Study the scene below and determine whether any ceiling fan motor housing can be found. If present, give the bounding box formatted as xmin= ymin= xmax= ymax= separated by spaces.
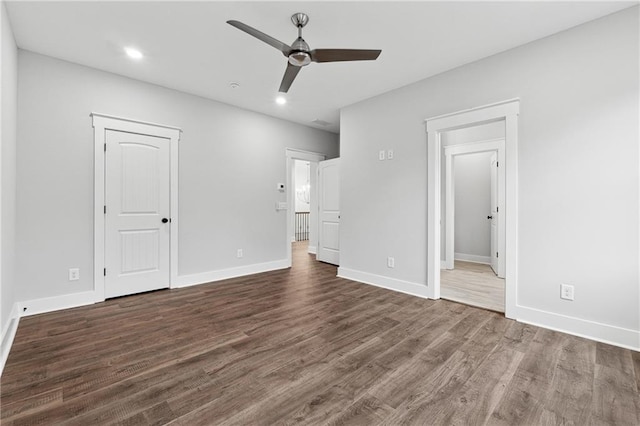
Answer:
xmin=289 ymin=37 xmax=311 ymax=66
xmin=288 ymin=13 xmax=311 ymax=66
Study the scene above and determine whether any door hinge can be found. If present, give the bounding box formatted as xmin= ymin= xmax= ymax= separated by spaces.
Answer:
xmin=496 ymin=206 xmax=499 ymax=213
xmin=104 ymin=205 xmax=106 ymax=214
xmin=104 ymin=268 xmax=106 ymax=276
xmin=104 ymin=143 xmax=106 ymax=152
xmin=496 ymin=161 xmax=499 ymax=167
xmin=496 ymin=252 xmax=499 ymax=258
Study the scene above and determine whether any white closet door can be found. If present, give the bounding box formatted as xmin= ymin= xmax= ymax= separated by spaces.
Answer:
xmin=105 ymin=130 xmax=171 ymax=298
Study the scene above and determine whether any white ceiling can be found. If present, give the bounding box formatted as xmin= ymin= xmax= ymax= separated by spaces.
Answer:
xmin=6 ymin=1 xmax=635 ymax=133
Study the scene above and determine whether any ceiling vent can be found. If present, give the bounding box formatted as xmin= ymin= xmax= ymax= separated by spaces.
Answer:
xmin=312 ymin=119 xmax=330 ymax=126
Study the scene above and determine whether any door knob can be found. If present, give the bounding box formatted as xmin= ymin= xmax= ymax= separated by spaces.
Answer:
xmin=487 ymin=215 xmax=493 ymax=219
xmin=162 ymin=218 xmax=169 ymax=223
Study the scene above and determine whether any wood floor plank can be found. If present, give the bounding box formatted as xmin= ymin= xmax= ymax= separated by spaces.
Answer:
xmin=588 ymin=364 xmax=639 ymax=425
xmin=324 ymin=394 xmax=394 ymax=426
xmin=2 ymin=242 xmax=637 ymax=425
xmin=595 ymin=341 xmax=635 ymax=375
xmin=427 ymin=344 xmax=524 ymax=425
xmin=441 ymin=260 xmax=505 ymax=312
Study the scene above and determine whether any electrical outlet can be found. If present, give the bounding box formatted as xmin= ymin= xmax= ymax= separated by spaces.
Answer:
xmin=69 ymin=268 xmax=80 ymax=281
xmin=237 ymin=249 xmax=243 ymax=258
xmin=560 ymin=284 xmax=574 ymax=301
xmin=387 ymin=257 xmax=395 ymax=268
xmin=379 ymin=150 xmax=385 ymax=161
xmin=387 ymin=149 xmax=394 ymax=160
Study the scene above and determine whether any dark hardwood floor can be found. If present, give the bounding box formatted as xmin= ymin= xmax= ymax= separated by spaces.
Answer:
xmin=1 ymin=242 xmax=639 ymax=425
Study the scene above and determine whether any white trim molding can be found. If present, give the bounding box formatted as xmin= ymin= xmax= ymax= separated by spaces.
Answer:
xmin=338 ymin=268 xmax=430 ymax=299
xmin=19 ymin=291 xmax=96 ymax=317
xmin=0 ymin=303 xmax=20 ymax=375
xmin=425 ymin=99 xmax=519 ymax=320
xmin=173 ymin=259 xmax=290 ymax=289
xmin=91 ymin=113 xmax=181 ymax=302
xmin=515 ymin=305 xmax=640 ymax=351
xmin=454 ymin=253 xmax=491 ymax=265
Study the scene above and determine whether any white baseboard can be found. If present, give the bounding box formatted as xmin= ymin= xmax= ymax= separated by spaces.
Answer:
xmin=173 ymin=259 xmax=290 ymax=288
xmin=307 ymin=245 xmax=316 ymax=255
xmin=20 ymin=291 xmax=97 ymax=317
xmin=454 ymin=253 xmax=491 ymax=264
xmin=339 ymin=267 xmax=639 ymax=351
xmin=1 ymin=302 xmax=21 ymax=375
xmin=337 ymin=267 xmax=430 ymax=299
xmin=514 ymin=304 xmax=639 ymax=351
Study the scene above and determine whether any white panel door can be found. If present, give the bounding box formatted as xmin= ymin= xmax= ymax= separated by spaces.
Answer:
xmin=105 ymin=130 xmax=171 ymax=298
xmin=317 ymin=158 xmax=340 ymax=265
xmin=490 ymin=152 xmax=499 ymax=275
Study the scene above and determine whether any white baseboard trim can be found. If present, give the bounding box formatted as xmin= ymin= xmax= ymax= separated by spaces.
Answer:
xmin=515 ymin=304 xmax=639 ymax=351
xmin=339 ymin=267 xmax=639 ymax=351
xmin=337 ymin=267 xmax=430 ymax=300
xmin=173 ymin=259 xmax=290 ymax=289
xmin=20 ymin=291 xmax=97 ymax=318
xmin=454 ymin=253 xmax=491 ymax=264
xmin=307 ymin=245 xmax=317 ymax=255
xmin=1 ymin=302 xmax=21 ymax=375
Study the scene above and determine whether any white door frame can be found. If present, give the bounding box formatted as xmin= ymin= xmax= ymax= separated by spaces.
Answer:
xmin=443 ymin=138 xmax=505 ymax=277
xmin=425 ymin=99 xmax=519 ymax=318
xmin=91 ymin=113 xmax=181 ymax=302
xmin=285 ymin=148 xmax=325 ymax=266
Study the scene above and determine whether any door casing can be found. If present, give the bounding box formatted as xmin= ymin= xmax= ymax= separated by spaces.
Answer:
xmin=425 ymin=99 xmax=519 ymax=319
xmin=92 ymin=113 xmax=181 ymax=302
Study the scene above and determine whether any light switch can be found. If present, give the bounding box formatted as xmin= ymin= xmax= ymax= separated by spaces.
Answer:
xmin=379 ymin=150 xmax=385 ymax=161
xmin=387 ymin=150 xmax=394 ymax=160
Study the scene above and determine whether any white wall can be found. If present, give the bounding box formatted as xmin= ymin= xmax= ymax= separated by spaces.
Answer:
xmin=1 ymin=0 xmax=18 ymax=354
xmin=16 ymin=51 xmax=338 ymax=303
xmin=340 ymin=7 xmax=639 ymax=348
xmin=454 ymin=152 xmax=492 ymax=259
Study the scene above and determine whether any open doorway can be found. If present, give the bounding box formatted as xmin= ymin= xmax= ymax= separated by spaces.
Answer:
xmin=425 ymin=99 xmax=519 ymax=319
xmin=439 ymin=127 xmax=505 ymax=312
xmin=293 ymin=160 xmax=311 ymax=259
xmin=285 ymin=149 xmax=325 ymax=267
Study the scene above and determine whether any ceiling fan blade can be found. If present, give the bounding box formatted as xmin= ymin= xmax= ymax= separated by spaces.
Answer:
xmin=279 ymin=63 xmax=302 ymax=93
xmin=310 ymin=49 xmax=381 ymax=63
xmin=227 ymin=20 xmax=291 ymax=56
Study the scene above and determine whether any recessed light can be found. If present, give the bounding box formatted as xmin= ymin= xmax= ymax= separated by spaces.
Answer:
xmin=275 ymin=96 xmax=287 ymax=105
xmin=124 ymin=47 xmax=143 ymax=60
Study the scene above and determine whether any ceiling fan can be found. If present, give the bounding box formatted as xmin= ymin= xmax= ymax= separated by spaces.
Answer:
xmin=227 ymin=13 xmax=382 ymax=93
